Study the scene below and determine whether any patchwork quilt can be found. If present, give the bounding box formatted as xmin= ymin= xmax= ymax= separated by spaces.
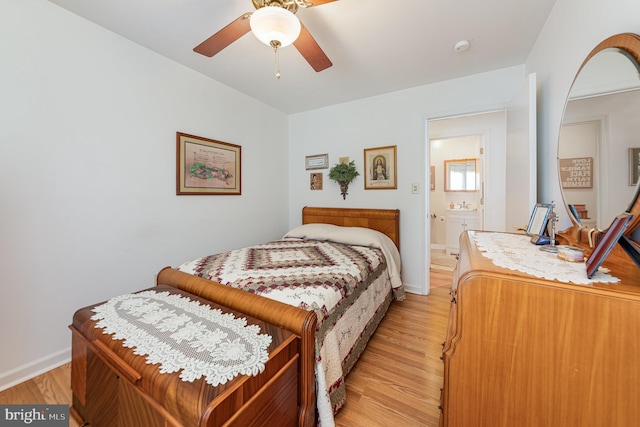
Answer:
xmin=177 ymin=224 xmax=404 ymax=426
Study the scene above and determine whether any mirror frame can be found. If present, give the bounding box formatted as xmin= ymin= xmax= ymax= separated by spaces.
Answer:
xmin=444 ymin=158 xmax=477 ymax=192
xmin=559 ymin=33 xmax=640 ymax=238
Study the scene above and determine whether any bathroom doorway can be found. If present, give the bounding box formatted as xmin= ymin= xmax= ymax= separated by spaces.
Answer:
xmin=426 ymin=110 xmax=507 ymax=272
xmin=430 ymin=135 xmax=483 ymax=267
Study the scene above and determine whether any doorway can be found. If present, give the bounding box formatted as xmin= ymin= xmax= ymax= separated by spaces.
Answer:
xmin=425 ymin=111 xmax=507 ymax=279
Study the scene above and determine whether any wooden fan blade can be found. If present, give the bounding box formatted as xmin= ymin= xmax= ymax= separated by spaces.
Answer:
xmin=293 ymin=24 xmax=332 ymax=72
xmin=193 ymin=14 xmax=251 ymax=57
xmin=307 ymin=0 xmax=338 ymax=6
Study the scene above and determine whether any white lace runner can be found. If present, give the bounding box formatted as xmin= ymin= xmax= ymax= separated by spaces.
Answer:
xmin=472 ymin=232 xmax=620 ymax=285
xmin=91 ymin=290 xmax=272 ymax=386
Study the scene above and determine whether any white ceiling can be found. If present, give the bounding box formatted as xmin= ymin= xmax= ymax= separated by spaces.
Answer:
xmin=48 ymin=0 xmax=557 ymax=114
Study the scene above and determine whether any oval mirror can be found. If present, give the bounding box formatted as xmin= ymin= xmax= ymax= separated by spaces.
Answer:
xmin=558 ymin=33 xmax=640 ymax=241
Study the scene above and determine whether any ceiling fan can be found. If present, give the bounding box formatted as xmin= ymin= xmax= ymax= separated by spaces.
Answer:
xmin=194 ymin=0 xmax=336 ymax=74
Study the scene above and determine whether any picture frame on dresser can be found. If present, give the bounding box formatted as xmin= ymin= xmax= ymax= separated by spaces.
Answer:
xmin=525 ymin=203 xmax=552 ymax=236
xmin=585 ymin=212 xmax=633 ymax=278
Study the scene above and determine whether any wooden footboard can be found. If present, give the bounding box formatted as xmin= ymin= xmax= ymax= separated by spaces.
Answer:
xmin=155 ymin=267 xmax=317 ymax=427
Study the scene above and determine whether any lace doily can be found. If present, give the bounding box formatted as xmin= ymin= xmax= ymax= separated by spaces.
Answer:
xmin=472 ymin=232 xmax=620 ymax=285
xmin=91 ymin=290 xmax=272 ymax=386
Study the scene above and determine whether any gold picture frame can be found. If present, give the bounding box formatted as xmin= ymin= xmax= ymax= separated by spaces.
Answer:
xmin=364 ymin=145 xmax=397 ymax=190
xmin=176 ymin=132 xmax=241 ymax=195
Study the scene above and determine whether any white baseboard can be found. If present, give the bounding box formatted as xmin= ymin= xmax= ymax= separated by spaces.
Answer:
xmin=0 ymin=348 xmax=71 ymax=392
xmin=402 ymin=282 xmax=424 ymax=295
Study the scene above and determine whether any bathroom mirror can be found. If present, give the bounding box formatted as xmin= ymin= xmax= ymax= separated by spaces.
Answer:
xmin=558 ymin=33 xmax=640 ymax=242
xmin=445 ymin=158 xmax=477 ymax=191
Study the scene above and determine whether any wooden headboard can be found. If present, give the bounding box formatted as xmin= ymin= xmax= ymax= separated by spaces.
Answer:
xmin=302 ymin=206 xmax=400 ymax=249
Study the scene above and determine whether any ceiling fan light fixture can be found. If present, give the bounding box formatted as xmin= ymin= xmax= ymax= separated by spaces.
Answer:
xmin=250 ymin=6 xmax=301 ymax=48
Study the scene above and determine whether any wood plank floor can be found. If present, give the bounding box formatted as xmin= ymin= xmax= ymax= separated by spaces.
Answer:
xmin=0 ymin=269 xmax=453 ymax=427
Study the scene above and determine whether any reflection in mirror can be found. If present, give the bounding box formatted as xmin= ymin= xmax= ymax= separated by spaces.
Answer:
xmin=445 ymin=158 xmax=477 ymax=191
xmin=558 ymin=34 xmax=640 ymax=240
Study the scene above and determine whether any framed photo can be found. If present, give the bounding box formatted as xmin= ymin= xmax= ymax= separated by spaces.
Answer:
xmin=586 ymin=213 xmax=633 ymax=278
xmin=526 ymin=203 xmax=552 ymax=236
xmin=364 ymin=145 xmax=397 ymax=190
xmin=305 ymin=153 xmax=329 ymax=170
xmin=310 ymin=173 xmax=323 ymax=190
xmin=629 ymin=147 xmax=640 ymax=186
xmin=176 ymin=132 xmax=241 ymax=195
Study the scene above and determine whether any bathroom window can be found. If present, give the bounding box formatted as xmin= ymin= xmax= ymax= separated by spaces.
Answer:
xmin=445 ymin=158 xmax=477 ymax=191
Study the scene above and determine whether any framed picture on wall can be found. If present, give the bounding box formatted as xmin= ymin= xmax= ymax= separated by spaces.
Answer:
xmin=364 ymin=145 xmax=397 ymax=190
xmin=305 ymin=153 xmax=329 ymax=170
xmin=629 ymin=147 xmax=640 ymax=186
xmin=310 ymin=173 xmax=323 ymax=190
xmin=176 ymin=132 xmax=241 ymax=195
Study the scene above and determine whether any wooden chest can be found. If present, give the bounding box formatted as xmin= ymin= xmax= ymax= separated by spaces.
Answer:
xmin=70 ymin=285 xmax=302 ymax=427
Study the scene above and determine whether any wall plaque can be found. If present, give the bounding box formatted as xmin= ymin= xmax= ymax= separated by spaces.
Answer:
xmin=559 ymin=157 xmax=593 ymax=189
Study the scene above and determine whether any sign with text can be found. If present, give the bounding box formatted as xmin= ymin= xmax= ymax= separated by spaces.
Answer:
xmin=0 ymin=405 xmax=68 ymax=426
xmin=559 ymin=157 xmax=593 ymax=189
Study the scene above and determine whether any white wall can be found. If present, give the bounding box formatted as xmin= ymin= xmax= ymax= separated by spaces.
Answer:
xmin=0 ymin=0 xmax=290 ymax=390
xmin=288 ymin=68 xmax=523 ymax=295
xmin=525 ymin=0 xmax=640 ymax=229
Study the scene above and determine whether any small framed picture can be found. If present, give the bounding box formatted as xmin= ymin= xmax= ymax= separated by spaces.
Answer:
xmin=310 ymin=173 xmax=323 ymax=190
xmin=364 ymin=145 xmax=397 ymax=190
xmin=586 ymin=213 xmax=633 ymax=278
xmin=629 ymin=147 xmax=640 ymax=186
xmin=305 ymin=153 xmax=329 ymax=170
xmin=526 ymin=203 xmax=552 ymax=236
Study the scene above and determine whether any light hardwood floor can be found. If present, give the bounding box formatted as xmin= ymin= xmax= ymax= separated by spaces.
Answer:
xmin=0 ymin=269 xmax=453 ymax=427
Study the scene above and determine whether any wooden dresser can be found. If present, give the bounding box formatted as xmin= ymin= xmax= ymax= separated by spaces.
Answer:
xmin=70 ymin=285 xmax=306 ymax=427
xmin=440 ymin=231 xmax=640 ymax=427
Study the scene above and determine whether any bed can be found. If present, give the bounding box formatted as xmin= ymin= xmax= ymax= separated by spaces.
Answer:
xmin=156 ymin=206 xmax=404 ymax=426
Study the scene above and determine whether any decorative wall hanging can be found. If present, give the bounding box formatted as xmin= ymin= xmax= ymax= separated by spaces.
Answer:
xmin=329 ymin=160 xmax=359 ymax=199
xmin=310 ymin=173 xmax=323 ymax=190
xmin=364 ymin=145 xmax=397 ymax=190
xmin=305 ymin=153 xmax=329 ymax=170
xmin=176 ymin=132 xmax=241 ymax=195
xmin=559 ymin=157 xmax=593 ymax=189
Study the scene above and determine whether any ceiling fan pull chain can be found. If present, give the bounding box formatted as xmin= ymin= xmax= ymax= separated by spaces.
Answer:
xmin=271 ymin=40 xmax=282 ymax=79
